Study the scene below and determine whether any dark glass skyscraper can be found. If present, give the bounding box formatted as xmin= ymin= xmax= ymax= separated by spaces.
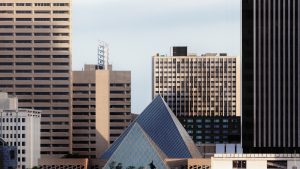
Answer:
xmin=242 ymin=0 xmax=300 ymax=153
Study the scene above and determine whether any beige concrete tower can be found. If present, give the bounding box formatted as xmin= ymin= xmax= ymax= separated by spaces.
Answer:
xmin=72 ymin=64 xmax=132 ymax=160
xmin=109 ymin=70 xmax=131 ymax=143
xmin=0 ymin=1 xmax=72 ymax=156
xmin=72 ymin=65 xmax=110 ymax=159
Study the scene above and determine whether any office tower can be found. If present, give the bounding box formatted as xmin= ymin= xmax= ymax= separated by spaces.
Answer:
xmin=72 ymin=64 xmax=110 ymax=158
xmin=242 ymin=0 xmax=300 ymax=153
xmin=101 ymin=96 xmax=201 ymax=168
xmin=109 ymin=69 xmax=131 ymax=143
xmin=0 ymin=92 xmax=41 ymax=169
xmin=0 ymin=1 xmax=72 ymax=156
xmin=0 ymin=138 xmax=18 ymax=169
xmin=152 ymin=47 xmax=240 ymax=144
xmin=72 ymin=64 xmax=131 ymax=158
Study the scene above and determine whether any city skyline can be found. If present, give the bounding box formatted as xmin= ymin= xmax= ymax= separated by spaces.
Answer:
xmin=72 ymin=0 xmax=241 ymax=113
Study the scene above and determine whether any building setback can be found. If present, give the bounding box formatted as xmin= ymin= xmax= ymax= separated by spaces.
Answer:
xmin=152 ymin=48 xmax=240 ymax=144
xmin=0 ymin=92 xmax=41 ymax=169
xmin=242 ymin=0 xmax=300 ymax=153
xmin=0 ymin=1 xmax=72 ymax=156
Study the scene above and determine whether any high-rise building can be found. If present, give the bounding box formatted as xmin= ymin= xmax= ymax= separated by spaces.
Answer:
xmin=242 ymin=0 xmax=300 ymax=153
xmin=0 ymin=92 xmax=41 ymax=169
xmin=109 ymin=69 xmax=131 ymax=144
xmin=72 ymin=64 xmax=131 ymax=159
xmin=72 ymin=64 xmax=110 ymax=159
xmin=0 ymin=1 xmax=72 ymax=156
xmin=152 ymin=47 xmax=240 ymax=144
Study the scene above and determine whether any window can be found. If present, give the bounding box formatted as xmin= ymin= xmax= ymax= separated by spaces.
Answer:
xmin=34 ymin=18 xmax=50 ymax=21
xmin=53 ymin=18 xmax=69 ymax=21
xmin=53 ymin=25 xmax=69 ymax=29
xmin=0 ymin=25 xmax=13 ymax=28
xmin=53 ymin=55 xmax=69 ymax=58
xmin=34 ymin=25 xmax=50 ymax=29
xmin=35 ymin=3 xmax=50 ymax=6
xmin=16 ymin=62 xmax=32 ymax=66
xmin=53 ymin=33 xmax=69 ymax=36
xmin=16 ymin=40 xmax=32 ymax=43
xmin=0 ymin=10 xmax=13 ymax=14
xmin=0 ymin=33 xmax=13 ymax=36
xmin=16 ymin=10 xmax=32 ymax=14
xmin=16 ymin=3 xmax=31 ymax=6
xmin=233 ymin=160 xmax=246 ymax=169
xmin=34 ymin=10 xmax=50 ymax=14
xmin=0 ymin=18 xmax=13 ymax=21
xmin=34 ymin=33 xmax=50 ymax=36
xmin=34 ymin=70 xmax=50 ymax=73
xmin=16 ymin=18 xmax=32 ymax=21
xmin=53 ymin=3 xmax=69 ymax=6
xmin=0 ymin=3 xmax=13 ymax=6
xmin=267 ymin=161 xmax=287 ymax=169
xmin=0 ymin=40 xmax=13 ymax=43
xmin=16 ymin=55 xmax=32 ymax=58
xmin=16 ymin=70 xmax=32 ymax=73
xmin=16 ymin=33 xmax=32 ymax=36
xmin=0 ymin=62 xmax=13 ymax=65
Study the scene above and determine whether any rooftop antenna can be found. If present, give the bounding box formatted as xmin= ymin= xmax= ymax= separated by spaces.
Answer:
xmin=97 ymin=41 xmax=109 ymax=70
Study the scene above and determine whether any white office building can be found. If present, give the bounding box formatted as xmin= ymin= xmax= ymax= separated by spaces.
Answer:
xmin=211 ymin=154 xmax=300 ymax=169
xmin=0 ymin=92 xmax=41 ymax=169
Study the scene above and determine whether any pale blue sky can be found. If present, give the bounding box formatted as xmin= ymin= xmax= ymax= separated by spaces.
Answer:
xmin=72 ymin=0 xmax=240 ymax=114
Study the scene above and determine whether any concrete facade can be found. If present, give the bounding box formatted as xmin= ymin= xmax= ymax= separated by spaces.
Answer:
xmin=38 ymin=158 xmax=88 ymax=169
xmin=72 ymin=64 xmax=131 ymax=160
xmin=72 ymin=65 xmax=110 ymax=159
xmin=0 ymin=0 xmax=72 ymax=156
xmin=109 ymin=69 xmax=131 ymax=143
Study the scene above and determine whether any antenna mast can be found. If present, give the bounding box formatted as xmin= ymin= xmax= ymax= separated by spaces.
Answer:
xmin=97 ymin=41 xmax=109 ymax=70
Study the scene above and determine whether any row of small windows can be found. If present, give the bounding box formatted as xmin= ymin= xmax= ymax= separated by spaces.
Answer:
xmin=0 ymin=84 xmax=69 ymax=88
xmin=0 ymin=32 xmax=69 ymax=36
xmin=0 ymin=3 xmax=69 ymax=6
xmin=0 ymin=55 xmax=69 ymax=58
xmin=0 ymin=18 xmax=69 ymax=21
xmin=0 ymin=70 xmax=69 ymax=74
xmin=0 ymin=10 xmax=69 ymax=14
xmin=2 ymin=126 xmax=25 ymax=131
xmin=0 ymin=25 xmax=69 ymax=29
xmin=2 ymin=117 xmax=25 ymax=123
xmin=0 ymin=40 xmax=69 ymax=44
xmin=0 ymin=77 xmax=69 ymax=80
xmin=0 ymin=47 xmax=70 ymax=51
xmin=73 ymin=91 xmax=95 ymax=94
xmin=0 ymin=62 xmax=69 ymax=66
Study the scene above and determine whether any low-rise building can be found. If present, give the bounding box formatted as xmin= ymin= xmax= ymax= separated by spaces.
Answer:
xmin=211 ymin=154 xmax=300 ymax=169
xmin=0 ymin=92 xmax=41 ymax=169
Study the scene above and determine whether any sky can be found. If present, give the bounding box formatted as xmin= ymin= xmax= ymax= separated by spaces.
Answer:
xmin=72 ymin=0 xmax=241 ymax=114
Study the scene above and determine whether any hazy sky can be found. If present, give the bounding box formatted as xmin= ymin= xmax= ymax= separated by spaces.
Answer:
xmin=72 ymin=0 xmax=240 ymax=114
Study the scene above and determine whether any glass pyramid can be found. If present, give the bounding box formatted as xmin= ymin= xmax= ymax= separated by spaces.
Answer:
xmin=103 ymin=123 xmax=169 ymax=169
xmin=101 ymin=95 xmax=201 ymax=159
